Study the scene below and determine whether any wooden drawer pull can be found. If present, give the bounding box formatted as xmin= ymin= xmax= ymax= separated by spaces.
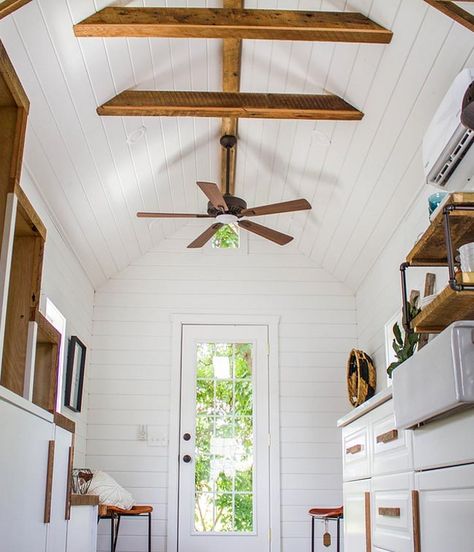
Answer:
xmin=65 ymin=445 xmax=74 ymax=521
xmin=364 ymin=492 xmax=371 ymax=552
xmin=378 ymin=507 xmax=401 ymax=518
xmin=376 ymin=429 xmax=399 ymax=444
xmin=44 ymin=440 xmax=55 ymax=524
xmin=346 ymin=444 xmax=363 ymax=455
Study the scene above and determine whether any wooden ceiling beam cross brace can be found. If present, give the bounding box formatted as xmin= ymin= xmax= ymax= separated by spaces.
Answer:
xmin=73 ymin=8 xmax=393 ymax=43
xmin=97 ymin=91 xmax=364 ymax=121
xmin=424 ymin=1 xmax=474 ymax=32
xmin=221 ymin=0 xmax=243 ymax=196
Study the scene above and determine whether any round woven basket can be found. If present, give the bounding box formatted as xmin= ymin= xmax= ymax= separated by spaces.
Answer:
xmin=346 ymin=349 xmax=376 ymax=407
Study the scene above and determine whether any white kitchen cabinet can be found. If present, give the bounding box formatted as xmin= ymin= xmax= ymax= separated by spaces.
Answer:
xmin=340 ymin=392 xmax=474 ymax=552
xmin=67 ymin=504 xmax=98 ymax=552
xmin=343 ymin=478 xmax=370 ymax=552
xmin=0 ymin=389 xmax=54 ymax=552
xmin=46 ymin=425 xmax=73 ymax=552
xmin=416 ymin=463 xmax=474 ymax=552
xmin=371 ymin=472 xmax=415 ymax=552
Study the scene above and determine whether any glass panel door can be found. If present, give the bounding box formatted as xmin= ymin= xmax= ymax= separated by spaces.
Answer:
xmin=179 ymin=326 xmax=270 ymax=552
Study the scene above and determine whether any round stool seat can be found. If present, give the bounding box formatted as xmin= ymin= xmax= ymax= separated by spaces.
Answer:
xmin=308 ymin=506 xmax=343 ymax=519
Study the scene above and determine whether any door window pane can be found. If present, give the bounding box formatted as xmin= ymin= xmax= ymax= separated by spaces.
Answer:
xmin=194 ymin=342 xmax=255 ymax=533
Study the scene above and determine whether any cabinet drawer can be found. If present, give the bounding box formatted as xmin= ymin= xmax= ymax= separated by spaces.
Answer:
xmin=372 ymin=473 xmax=415 ymax=552
xmin=342 ymin=421 xmax=370 ymax=481
xmin=413 ymin=408 xmax=474 ymax=471
xmin=371 ymin=400 xmax=413 ymax=476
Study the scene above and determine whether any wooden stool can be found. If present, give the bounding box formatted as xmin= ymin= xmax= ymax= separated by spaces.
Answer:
xmin=308 ymin=507 xmax=343 ymax=552
xmin=99 ymin=504 xmax=153 ymax=552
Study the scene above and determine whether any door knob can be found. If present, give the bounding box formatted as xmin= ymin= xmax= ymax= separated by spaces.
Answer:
xmin=183 ymin=455 xmax=192 ymax=463
xmin=183 ymin=433 xmax=191 ymax=441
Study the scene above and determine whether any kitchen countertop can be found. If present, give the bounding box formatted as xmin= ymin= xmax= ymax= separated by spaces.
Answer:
xmin=337 ymin=387 xmax=393 ymax=428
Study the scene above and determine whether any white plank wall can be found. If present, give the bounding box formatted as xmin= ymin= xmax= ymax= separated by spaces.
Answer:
xmin=21 ymin=167 xmax=95 ymax=465
xmin=356 ymin=186 xmax=458 ymax=389
xmin=88 ymin=225 xmax=357 ymax=552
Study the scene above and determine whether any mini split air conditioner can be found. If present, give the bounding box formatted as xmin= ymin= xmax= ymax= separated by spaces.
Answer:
xmin=423 ymin=68 xmax=474 ymax=191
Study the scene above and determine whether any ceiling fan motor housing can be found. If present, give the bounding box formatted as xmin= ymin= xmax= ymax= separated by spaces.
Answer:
xmin=207 ymin=194 xmax=247 ymax=217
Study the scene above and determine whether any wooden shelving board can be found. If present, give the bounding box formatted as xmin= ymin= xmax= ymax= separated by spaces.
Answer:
xmin=412 ymin=280 xmax=474 ymax=334
xmin=407 ymin=193 xmax=474 ymax=266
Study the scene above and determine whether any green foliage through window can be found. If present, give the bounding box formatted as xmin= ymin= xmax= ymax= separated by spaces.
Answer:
xmin=194 ymin=342 xmax=254 ymax=533
xmin=212 ymin=224 xmax=240 ymax=249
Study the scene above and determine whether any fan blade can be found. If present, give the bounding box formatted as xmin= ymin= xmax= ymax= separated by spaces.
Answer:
xmin=238 ymin=220 xmax=293 ymax=246
xmin=241 ymin=198 xmax=311 ymax=217
xmin=137 ymin=212 xmax=211 ymax=218
xmin=187 ymin=223 xmax=224 ymax=249
xmin=197 ymin=181 xmax=229 ymax=211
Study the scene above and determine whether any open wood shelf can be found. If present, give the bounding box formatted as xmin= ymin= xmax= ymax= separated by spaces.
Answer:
xmin=406 ymin=192 xmax=474 ymax=266
xmin=412 ymin=276 xmax=474 ymax=334
xmin=32 ymin=310 xmax=60 ymax=413
xmin=1 ymin=192 xmax=45 ymax=397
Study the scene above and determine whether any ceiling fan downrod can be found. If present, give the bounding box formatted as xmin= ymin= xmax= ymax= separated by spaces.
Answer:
xmin=220 ymin=134 xmax=237 ymax=197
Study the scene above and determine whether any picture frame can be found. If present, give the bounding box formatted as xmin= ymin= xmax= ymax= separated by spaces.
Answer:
xmin=64 ymin=336 xmax=87 ymax=413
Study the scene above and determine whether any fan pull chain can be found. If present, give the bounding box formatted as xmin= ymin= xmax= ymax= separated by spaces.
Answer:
xmin=323 ymin=519 xmax=331 ymax=547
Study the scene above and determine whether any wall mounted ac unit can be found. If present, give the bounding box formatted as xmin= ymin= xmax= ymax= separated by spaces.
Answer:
xmin=423 ymin=68 xmax=474 ymax=191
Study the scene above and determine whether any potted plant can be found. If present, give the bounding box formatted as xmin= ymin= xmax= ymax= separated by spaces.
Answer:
xmin=387 ymin=296 xmax=421 ymax=377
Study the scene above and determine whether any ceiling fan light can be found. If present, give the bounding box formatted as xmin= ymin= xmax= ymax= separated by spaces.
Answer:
xmin=216 ymin=213 xmax=238 ymax=224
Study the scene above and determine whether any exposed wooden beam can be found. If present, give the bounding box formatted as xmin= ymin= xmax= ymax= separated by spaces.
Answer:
xmin=97 ymin=91 xmax=364 ymax=121
xmin=424 ymin=1 xmax=474 ymax=32
xmin=74 ymin=8 xmax=393 ymax=43
xmin=0 ymin=0 xmax=32 ymax=21
xmin=221 ymin=0 xmax=243 ymax=195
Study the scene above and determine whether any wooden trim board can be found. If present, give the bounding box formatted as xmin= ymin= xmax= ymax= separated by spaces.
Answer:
xmin=0 ymin=0 xmax=32 ymax=21
xmin=54 ymin=412 xmax=76 ymax=434
xmin=71 ymin=494 xmax=99 ymax=507
xmin=74 ymin=8 xmax=393 ymax=43
xmin=424 ymin=1 xmax=474 ymax=32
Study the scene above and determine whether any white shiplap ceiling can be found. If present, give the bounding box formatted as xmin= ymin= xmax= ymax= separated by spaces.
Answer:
xmin=0 ymin=0 xmax=473 ymax=289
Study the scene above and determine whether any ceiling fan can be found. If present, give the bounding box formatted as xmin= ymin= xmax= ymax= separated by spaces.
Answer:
xmin=137 ymin=135 xmax=312 ymax=248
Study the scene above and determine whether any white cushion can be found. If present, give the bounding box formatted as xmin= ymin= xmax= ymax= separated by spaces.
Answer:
xmin=88 ymin=471 xmax=136 ymax=510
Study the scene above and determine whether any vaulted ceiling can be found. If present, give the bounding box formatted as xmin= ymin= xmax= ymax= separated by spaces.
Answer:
xmin=0 ymin=0 xmax=473 ymax=289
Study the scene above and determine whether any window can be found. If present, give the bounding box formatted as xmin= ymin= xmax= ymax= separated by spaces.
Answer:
xmin=44 ymin=298 xmax=66 ymax=412
xmin=212 ymin=224 xmax=240 ymax=249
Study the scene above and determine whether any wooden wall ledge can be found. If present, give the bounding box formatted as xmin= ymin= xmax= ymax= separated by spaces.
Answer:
xmin=54 ymin=412 xmax=75 ymax=434
xmin=71 ymin=494 xmax=100 ymax=507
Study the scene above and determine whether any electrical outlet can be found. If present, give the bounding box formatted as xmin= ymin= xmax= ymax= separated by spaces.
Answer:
xmin=147 ymin=426 xmax=168 ymax=447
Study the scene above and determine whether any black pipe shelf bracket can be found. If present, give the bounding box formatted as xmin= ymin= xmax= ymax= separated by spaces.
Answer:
xmin=400 ymin=202 xmax=474 ymax=334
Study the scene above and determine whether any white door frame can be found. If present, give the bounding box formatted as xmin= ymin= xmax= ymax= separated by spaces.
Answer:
xmin=168 ymin=314 xmax=281 ymax=552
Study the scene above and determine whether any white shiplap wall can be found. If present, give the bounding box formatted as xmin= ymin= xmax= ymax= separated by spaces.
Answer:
xmin=21 ymin=167 xmax=95 ymax=465
xmin=88 ymin=225 xmax=357 ymax=552
xmin=356 ymin=186 xmax=457 ymax=388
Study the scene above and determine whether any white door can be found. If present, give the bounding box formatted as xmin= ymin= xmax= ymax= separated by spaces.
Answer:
xmin=46 ymin=425 xmax=72 ymax=552
xmin=0 ymin=396 xmax=53 ymax=552
xmin=416 ymin=463 xmax=474 ymax=552
xmin=343 ymin=479 xmax=370 ymax=552
xmin=178 ymin=325 xmax=270 ymax=552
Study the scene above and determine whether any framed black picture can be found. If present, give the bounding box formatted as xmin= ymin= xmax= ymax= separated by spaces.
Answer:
xmin=65 ymin=336 xmax=87 ymax=413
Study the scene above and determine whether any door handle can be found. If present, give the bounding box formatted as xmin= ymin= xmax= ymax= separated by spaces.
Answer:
xmin=183 ymin=454 xmax=192 ymax=463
